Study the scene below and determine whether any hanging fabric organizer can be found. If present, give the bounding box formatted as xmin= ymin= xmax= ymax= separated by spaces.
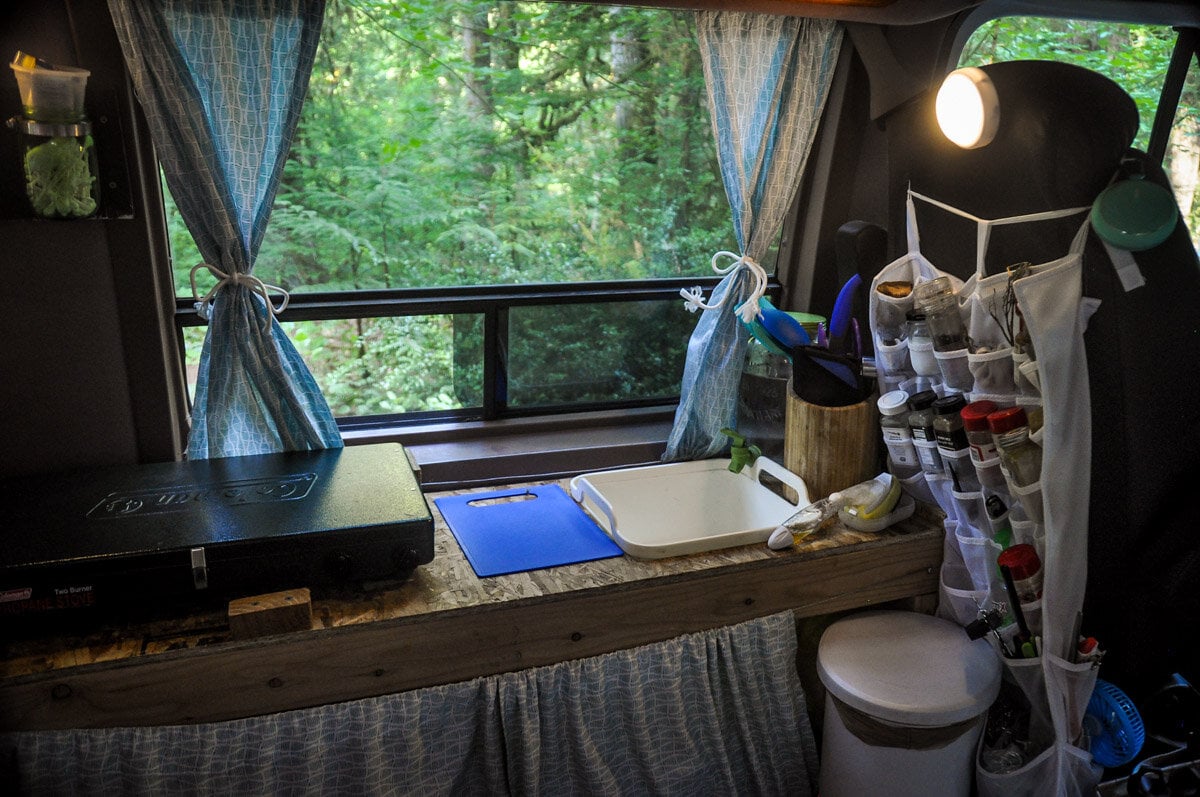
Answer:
xmin=868 ymin=189 xmax=1105 ymax=795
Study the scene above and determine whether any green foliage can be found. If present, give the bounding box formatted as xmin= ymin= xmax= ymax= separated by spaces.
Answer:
xmin=169 ymin=1 xmax=726 ymax=415
xmin=167 ymin=10 xmax=1198 ymax=418
xmin=960 ymin=17 xmax=1183 ymax=151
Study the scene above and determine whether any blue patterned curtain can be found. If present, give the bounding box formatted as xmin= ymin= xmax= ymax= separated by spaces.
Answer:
xmin=2 ymin=613 xmax=819 ymax=795
xmin=664 ymin=13 xmax=842 ymax=461
xmin=109 ymin=0 xmax=342 ymax=459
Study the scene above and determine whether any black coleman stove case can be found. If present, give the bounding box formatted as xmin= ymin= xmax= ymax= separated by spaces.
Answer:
xmin=0 ymin=443 xmax=433 ymax=628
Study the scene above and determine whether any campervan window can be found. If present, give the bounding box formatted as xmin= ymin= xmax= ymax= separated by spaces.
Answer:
xmin=960 ymin=17 xmax=1200 ymax=252
xmin=166 ymin=2 xmax=783 ymax=425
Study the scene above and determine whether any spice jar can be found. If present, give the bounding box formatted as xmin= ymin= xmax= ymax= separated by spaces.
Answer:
xmin=907 ymin=389 xmax=943 ymax=475
xmin=988 ymin=406 xmax=1042 ymax=488
xmin=933 ymin=393 xmax=978 ymax=489
xmin=932 ymin=394 xmax=969 ymax=454
xmin=877 ymin=389 xmax=919 ymax=476
xmin=961 ymin=400 xmax=999 ymax=461
xmin=997 ymin=544 xmax=1043 ymax=604
xmin=914 ymin=276 xmax=968 ymax=352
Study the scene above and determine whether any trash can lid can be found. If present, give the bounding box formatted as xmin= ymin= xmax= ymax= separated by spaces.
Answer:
xmin=817 ymin=610 xmax=1001 ymax=726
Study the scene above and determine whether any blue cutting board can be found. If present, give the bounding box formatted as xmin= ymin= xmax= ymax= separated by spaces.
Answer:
xmin=435 ymin=484 xmax=623 ymax=577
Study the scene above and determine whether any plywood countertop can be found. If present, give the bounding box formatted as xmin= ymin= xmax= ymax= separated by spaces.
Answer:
xmin=0 ymin=480 xmax=944 ymax=732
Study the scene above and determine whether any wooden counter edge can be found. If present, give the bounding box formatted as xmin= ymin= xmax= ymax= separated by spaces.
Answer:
xmin=0 ymin=527 xmax=942 ymax=732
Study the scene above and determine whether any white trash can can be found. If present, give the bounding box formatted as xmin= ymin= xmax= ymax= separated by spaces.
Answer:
xmin=817 ymin=610 xmax=1002 ymax=797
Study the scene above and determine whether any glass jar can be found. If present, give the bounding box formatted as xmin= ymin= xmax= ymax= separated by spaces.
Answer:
xmin=988 ymin=406 xmax=1042 ymax=488
xmin=914 ymin=276 xmax=968 ymax=352
xmin=906 ymin=310 xmax=939 ymax=376
xmin=737 ymin=337 xmax=790 ymax=460
xmin=9 ymin=117 xmax=100 ymax=219
xmin=907 ymin=389 xmax=943 ymax=475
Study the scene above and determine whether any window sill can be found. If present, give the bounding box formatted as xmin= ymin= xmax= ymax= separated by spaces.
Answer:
xmin=340 ymin=406 xmax=676 ymax=490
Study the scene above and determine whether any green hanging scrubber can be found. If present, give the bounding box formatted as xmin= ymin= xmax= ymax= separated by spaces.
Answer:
xmin=720 ymin=428 xmax=761 ymax=473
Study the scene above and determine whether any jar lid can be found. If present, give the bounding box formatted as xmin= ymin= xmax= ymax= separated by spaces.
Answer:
xmin=908 ymin=389 xmax=938 ymax=410
xmin=961 ymin=400 xmax=999 ymax=430
xmin=998 ymin=543 xmax=1041 ymax=580
xmin=905 ymin=309 xmax=927 ymax=322
xmin=6 ymin=117 xmax=91 ymax=136
xmin=988 ymin=406 xmax=1029 ymax=435
xmin=877 ymin=389 xmax=910 ymax=416
xmin=932 ymin=394 xmax=966 ymax=415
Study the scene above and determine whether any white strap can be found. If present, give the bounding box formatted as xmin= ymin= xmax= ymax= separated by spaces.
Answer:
xmin=1100 ymin=240 xmax=1146 ymax=292
xmin=680 ymin=251 xmax=768 ymax=324
xmin=190 ymin=263 xmax=290 ymax=327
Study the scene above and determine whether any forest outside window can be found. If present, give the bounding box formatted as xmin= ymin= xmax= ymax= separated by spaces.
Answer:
xmin=168 ymin=1 xmax=778 ymax=424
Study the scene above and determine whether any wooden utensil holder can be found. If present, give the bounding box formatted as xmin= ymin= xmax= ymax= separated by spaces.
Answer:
xmin=784 ymin=385 xmax=879 ymax=500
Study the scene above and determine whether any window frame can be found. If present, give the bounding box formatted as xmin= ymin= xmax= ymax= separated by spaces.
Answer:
xmin=175 ymin=274 xmax=784 ymax=428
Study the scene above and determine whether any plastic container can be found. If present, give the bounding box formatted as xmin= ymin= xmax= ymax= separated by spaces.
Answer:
xmin=877 ymin=390 xmax=919 ymax=474
xmin=960 ymin=400 xmax=999 ymax=461
xmin=997 ymin=543 xmax=1043 ymax=603
xmin=10 ymin=57 xmax=90 ymax=123
xmin=932 ymin=395 xmax=969 ymax=478
xmin=569 ymin=456 xmax=810 ymax=559
xmin=988 ymin=406 xmax=1041 ymax=488
xmin=907 ymin=390 xmax=943 ymax=475
xmin=817 ymin=610 xmax=1002 ymax=797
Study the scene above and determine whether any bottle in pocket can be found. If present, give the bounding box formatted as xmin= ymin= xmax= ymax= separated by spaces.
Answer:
xmin=877 ymin=389 xmax=919 ymax=475
xmin=907 ymin=389 xmax=943 ymax=475
xmin=997 ymin=543 xmax=1043 ymax=603
xmin=933 ymin=393 xmax=980 ymax=491
xmin=961 ymin=400 xmax=999 ymax=461
xmin=988 ymin=406 xmax=1042 ymax=488
xmin=914 ymin=276 xmax=968 ymax=352
xmin=906 ymin=310 xmax=939 ymax=377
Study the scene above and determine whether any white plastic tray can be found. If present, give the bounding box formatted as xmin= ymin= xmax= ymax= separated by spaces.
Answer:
xmin=569 ymin=457 xmax=810 ymax=559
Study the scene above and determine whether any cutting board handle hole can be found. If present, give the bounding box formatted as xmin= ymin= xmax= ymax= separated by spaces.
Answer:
xmin=467 ymin=491 xmax=537 ymax=507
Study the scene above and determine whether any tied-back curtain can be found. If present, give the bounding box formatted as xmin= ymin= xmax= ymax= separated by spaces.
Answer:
xmin=2 ymin=612 xmax=819 ymax=795
xmin=109 ymin=0 xmax=342 ymax=459
xmin=664 ymin=13 xmax=842 ymax=462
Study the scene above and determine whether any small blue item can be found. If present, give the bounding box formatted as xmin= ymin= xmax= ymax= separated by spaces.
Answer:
xmin=757 ymin=297 xmax=811 ymax=349
xmin=436 ymin=484 xmax=623 ymax=577
xmin=744 ymin=316 xmax=792 ymax=358
xmin=1085 ymin=679 xmax=1145 ymax=768
xmin=828 ymin=273 xmax=862 ymax=340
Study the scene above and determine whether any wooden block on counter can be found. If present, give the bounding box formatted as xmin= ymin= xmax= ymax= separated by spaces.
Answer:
xmin=228 ymin=588 xmax=313 ymax=640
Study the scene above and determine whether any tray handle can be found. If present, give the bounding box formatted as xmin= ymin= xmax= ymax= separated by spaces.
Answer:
xmin=748 ymin=457 xmax=811 ymax=507
xmin=568 ymin=476 xmax=619 ymax=538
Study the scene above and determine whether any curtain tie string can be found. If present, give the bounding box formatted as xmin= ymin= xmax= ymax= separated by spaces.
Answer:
xmin=680 ymin=251 xmax=767 ymax=324
xmin=189 ymin=262 xmax=291 ymax=327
